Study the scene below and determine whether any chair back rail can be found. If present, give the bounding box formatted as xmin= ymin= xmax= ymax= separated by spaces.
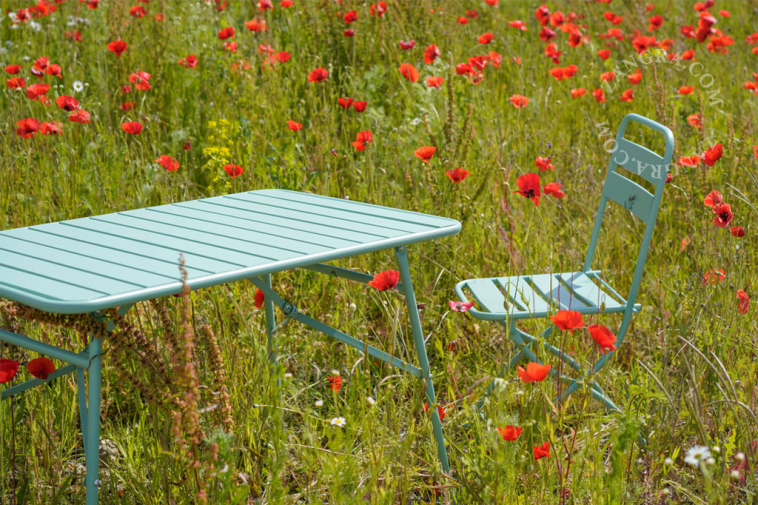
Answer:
xmin=583 ymin=113 xmax=675 ymax=310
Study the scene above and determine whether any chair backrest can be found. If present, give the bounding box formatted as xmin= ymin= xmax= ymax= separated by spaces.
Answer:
xmin=583 ymin=113 xmax=675 ymax=308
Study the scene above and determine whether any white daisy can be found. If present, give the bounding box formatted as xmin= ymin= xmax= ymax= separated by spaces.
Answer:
xmin=684 ymin=445 xmax=711 ymax=467
xmin=314 ymin=400 xmax=323 ymax=407
xmin=330 ymin=416 xmax=346 ymax=427
xmin=72 ymin=81 xmax=84 ymax=93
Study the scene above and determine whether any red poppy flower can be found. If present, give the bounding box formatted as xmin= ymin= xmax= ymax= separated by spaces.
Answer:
xmin=498 ymin=425 xmax=523 ymax=441
xmin=687 ymin=114 xmax=702 ymax=128
xmin=69 ymin=109 xmax=91 ymax=124
xmin=628 ymin=69 xmax=643 ymax=85
xmin=6 ymin=77 xmax=25 ymax=89
xmin=308 ymin=67 xmax=328 ymax=83
xmin=352 ymin=101 xmax=367 ymax=112
xmin=414 ymin=146 xmax=436 ymax=163
xmin=597 ymin=49 xmax=611 ymax=59
xmin=287 ymin=120 xmax=303 ymax=131
xmin=544 ymin=182 xmax=565 ymax=198
xmin=121 ymin=121 xmax=143 ymax=134
xmin=343 ymin=10 xmax=357 ymax=24
xmin=568 ymin=30 xmax=584 ymax=47
xmin=535 ymin=4 xmax=550 ymax=25
xmin=129 ymin=71 xmax=151 ymax=91
xmin=369 ymin=270 xmax=400 ymax=291
xmin=245 ymin=19 xmax=267 ymax=32
xmin=156 ymin=155 xmax=179 ymax=172
xmin=4 ymin=64 xmax=21 ymax=74
xmin=487 ymin=51 xmax=502 ymax=67
xmin=703 ymin=190 xmax=723 ymax=208
xmin=55 ymin=95 xmax=79 ymax=111
xmin=130 ymin=5 xmax=147 ymax=17
xmin=328 ymin=375 xmax=343 ymax=392
xmin=398 ymin=63 xmax=419 ymax=83
xmin=533 ymin=441 xmax=551 ymax=460
xmin=446 ymin=168 xmax=469 ymax=183
xmin=223 ymin=164 xmax=244 ymax=178
xmin=730 ymin=226 xmax=745 ymax=237
xmin=737 ymin=290 xmax=750 ymax=315
xmin=254 ymin=288 xmax=265 ymax=309
xmin=570 ymin=88 xmax=587 ymax=98
xmin=457 ymin=16 xmax=469 ymax=25
xmin=509 ymin=94 xmax=529 ymax=108
xmin=678 ymin=155 xmax=701 ymax=167
xmin=26 ymin=82 xmax=49 ymax=100
xmin=122 ymin=103 xmax=135 ymax=112
xmin=592 ymin=88 xmax=606 ymax=103
xmin=107 ymin=40 xmax=127 ymax=57
xmin=478 ymin=32 xmax=494 ymax=44
xmin=27 ymin=357 xmax=55 ymax=380
xmin=352 ymin=130 xmax=373 ymax=151
xmin=370 ymin=1 xmax=388 ymax=17
xmin=465 ymin=9 xmax=479 ymax=19
xmin=258 ymin=0 xmax=273 ymax=10
xmin=535 ymin=156 xmax=554 ymax=171
xmin=702 ymin=143 xmax=723 ymax=167
xmin=600 ymin=71 xmax=615 ymax=82
xmin=454 ymin=63 xmax=472 ymax=76
xmin=545 ymin=43 xmax=562 ymax=63
xmin=713 ymin=203 xmax=733 ymax=228
xmin=678 ymin=86 xmax=694 ymax=95
xmin=539 ymin=27 xmax=556 ymax=42
xmin=338 ymin=97 xmax=354 ymax=109
xmin=423 ymin=402 xmax=447 ymax=421
xmin=224 ymin=42 xmax=238 ymax=53
xmin=632 ymin=35 xmax=658 ymax=54
xmin=648 ymin=14 xmax=664 ymax=31
xmin=514 ymin=173 xmax=541 ymax=207
xmin=550 ymin=310 xmax=584 ymax=333
xmin=274 ymin=52 xmax=291 ymax=63
xmin=218 ymin=27 xmax=235 ymax=40
xmin=0 ymin=359 xmax=20 ymax=383
xmin=178 ymin=54 xmax=198 ymax=68
xmin=508 ymin=20 xmax=527 ymax=31
xmin=399 ymin=40 xmax=415 ymax=50
xmin=448 ymin=301 xmax=474 ymax=312
xmin=620 ymin=89 xmax=635 ymax=102
xmin=703 ymin=268 xmax=725 ymax=285
xmin=45 ymin=64 xmax=62 ymax=78
xmin=40 ymin=122 xmax=63 ymax=136
xmin=518 ymin=362 xmax=551 ymax=383
xmin=424 ymin=44 xmax=440 ymax=64
xmin=16 ymin=118 xmax=40 ymax=138
xmin=588 ymin=324 xmax=616 ymax=353
xmin=427 ymin=76 xmax=444 ymax=88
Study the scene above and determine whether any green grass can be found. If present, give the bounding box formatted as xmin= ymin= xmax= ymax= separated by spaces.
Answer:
xmin=1 ymin=0 xmax=758 ymax=503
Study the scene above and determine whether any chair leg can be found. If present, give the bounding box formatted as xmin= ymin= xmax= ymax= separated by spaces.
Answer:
xmin=395 ymin=246 xmax=450 ymax=475
xmin=476 ymin=319 xmax=520 ymax=410
xmin=83 ymin=337 xmax=103 ymax=505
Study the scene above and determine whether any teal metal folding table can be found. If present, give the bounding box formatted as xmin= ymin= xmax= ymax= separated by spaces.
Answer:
xmin=0 ymin=189 xmax=460 ymax=504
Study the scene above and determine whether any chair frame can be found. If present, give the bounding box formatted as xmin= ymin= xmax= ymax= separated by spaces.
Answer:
xmin=455 ymin=113 xmax=674 ymax=411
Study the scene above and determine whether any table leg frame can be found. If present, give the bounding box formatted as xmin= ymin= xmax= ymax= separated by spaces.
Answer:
xmin=248 ymin=247 xmax=451 ymax=475
xmin=0 ymin=305 xmax=132 ymax=505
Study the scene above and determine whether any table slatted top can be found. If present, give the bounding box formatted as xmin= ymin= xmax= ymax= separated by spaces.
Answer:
xmin=0 ymin=190 xmax=461 ymax=314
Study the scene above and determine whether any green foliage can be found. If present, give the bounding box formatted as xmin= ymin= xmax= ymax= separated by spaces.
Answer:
xmin=1 ymin=0 xmax=758 ymax=503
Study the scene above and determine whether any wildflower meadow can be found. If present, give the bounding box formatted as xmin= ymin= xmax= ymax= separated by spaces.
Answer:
xmin=1 ymin=0 xmax=758 ymax=503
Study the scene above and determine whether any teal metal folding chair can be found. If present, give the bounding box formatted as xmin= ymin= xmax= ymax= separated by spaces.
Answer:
xmin=455 ymin=114 xmax=674 ymax=411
